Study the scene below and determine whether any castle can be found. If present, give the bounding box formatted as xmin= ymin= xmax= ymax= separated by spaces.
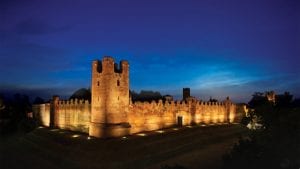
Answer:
xmin=33 ymin=56 xmax=241 ymax=138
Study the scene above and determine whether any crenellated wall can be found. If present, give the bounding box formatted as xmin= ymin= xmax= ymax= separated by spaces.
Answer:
xmin=33 ymin=97 xmax=238 ymax=135
xmin=33 ymin=98 xmax=91 ymax=133
xmin=32 ymin=56 xmax=244 ymax=138
xmin=128 ymin=99 xmax=236 ymax=134
xmin=33 ymin=103 xmax=51 ymax=127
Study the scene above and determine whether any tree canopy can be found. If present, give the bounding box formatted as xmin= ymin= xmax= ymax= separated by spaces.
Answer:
xmin=223 ymin=92 xmax=300 ymax=169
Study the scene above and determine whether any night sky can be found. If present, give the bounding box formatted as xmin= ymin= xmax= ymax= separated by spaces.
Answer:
xmin=0 ymin=0 xmax=299 ymax=102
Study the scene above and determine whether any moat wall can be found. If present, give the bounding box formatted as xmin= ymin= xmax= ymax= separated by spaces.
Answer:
xmin=33 ymin=98 xmax=240 ymax=135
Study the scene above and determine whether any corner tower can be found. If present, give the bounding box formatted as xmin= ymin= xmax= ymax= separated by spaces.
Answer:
xmin=89 ymin=56 xmax=130 ymax=138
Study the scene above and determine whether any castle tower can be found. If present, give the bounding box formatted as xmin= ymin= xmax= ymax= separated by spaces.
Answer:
xmin=182 ymin=88 xmax=190 ymax=101
xmin=89 ymin=56 xmax=130 ymax=138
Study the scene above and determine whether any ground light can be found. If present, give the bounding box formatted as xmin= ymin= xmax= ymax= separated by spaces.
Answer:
xmin=87 ymin=136 xmax=92 ymax=140
xmin=137 ymin=133 xmax=147 ymax=137
xmin=50 ymin=129 xmax=59 ymax=132
xmin=172 ymin=128 xmax=179 ymax=130
xmin=155 ymin=130 xmax=164 ymax=133
xmin=201 ymin=124 xmax=207 ymax=127
xmin=72 ymin=134 xmax=80 ymax=138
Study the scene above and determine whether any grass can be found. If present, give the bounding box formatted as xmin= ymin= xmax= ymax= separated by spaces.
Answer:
xmin=0 ymin=124 xmax=248 ymax=169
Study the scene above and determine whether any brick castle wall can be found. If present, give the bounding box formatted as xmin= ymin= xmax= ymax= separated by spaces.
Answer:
xmin=33 ymin=98 xmax=238 ymax=135
xmin=32 ymin=56 xmax=244 ymax=138
xmin=33 ymin=99 xmax=90 ymax=133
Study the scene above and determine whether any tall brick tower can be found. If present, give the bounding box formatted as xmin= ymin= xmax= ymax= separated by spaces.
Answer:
xmin=182 ymin=88 xmax=190 ymax=101
xmin=89 ymin=56 xmax=130 ymax=138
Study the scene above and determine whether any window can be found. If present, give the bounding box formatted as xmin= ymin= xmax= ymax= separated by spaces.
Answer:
xmin=97 ymin=81 xmax=100 ymax=86
xmin=117 ymin=80 xmax=120 ymax=86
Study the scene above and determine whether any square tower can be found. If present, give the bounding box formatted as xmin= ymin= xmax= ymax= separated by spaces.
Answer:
xmin=89 ymin=56 xmax=130 ymax=138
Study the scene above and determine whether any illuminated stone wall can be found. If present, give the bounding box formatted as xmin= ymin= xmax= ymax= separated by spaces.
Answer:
xmin=32 ymin=56 xmax=243 ymax=138
xmin=128 ymin=100 xmax=237 ymax=134
xmin=33 ymin=99 xmax=91 ymax=133
xmin=33 ymin=103 xmax=51 ymax=127
xmin=33 ymin=98 xmax=238 ymax=136
xmin=54 ymin=99 xmax=91 ymax=133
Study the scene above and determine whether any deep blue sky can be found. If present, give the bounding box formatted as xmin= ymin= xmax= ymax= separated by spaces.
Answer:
xmin=0 ymin=0 xmax=299 ymax=102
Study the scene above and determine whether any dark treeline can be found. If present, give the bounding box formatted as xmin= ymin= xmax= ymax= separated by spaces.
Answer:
xmin=223 ymin=92 xmax=300 ymax=169
xmin=69 ymin=88 xmax=91 ymax=101
xmin=130 ymin=90 xmax=163 ymax=102
xmin=67 ymin=88 xmax=165 ymax=103
xmin=0 ymin=93 xmax=37 ymax=135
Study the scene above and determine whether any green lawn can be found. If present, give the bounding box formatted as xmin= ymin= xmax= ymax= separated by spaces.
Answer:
xmin=0 ymin=124 xmax=247 ymax=169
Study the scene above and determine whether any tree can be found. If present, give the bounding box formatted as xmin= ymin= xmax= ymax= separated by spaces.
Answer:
xmin=0 ymin=95 xmax=5 ymax=113
xmin=33 ymin=97 xmax=45 ymax=104
xmin=223 ymin=92 xmax=300 ymax=169
xmin=130 ymin=90 xmax=163 ymax=102
xmin=0 ymin=93 xmax=36 ymax=135
xmin=69 ymin=88 xmax=91 ymax=101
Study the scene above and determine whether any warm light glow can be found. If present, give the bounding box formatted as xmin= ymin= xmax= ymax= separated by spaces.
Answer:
xmin=50 ymin=129 xmax=59 ymax=132
xmin=137 ymin=133 xmax=146 ymax=136
xmin=38 ymin=126 xmax=44 ymax=129
xmin=201 ymin=124 xmax=206 ymax=127
xmin=59 ymin=131 xmax=65 ymax=134
xmin=87 ymin=136 xmax=92 ymax=140
xmin=173 ymin=128 xmax=179 ymax=130
xmin=72 ymin=134 xmax=80 ymax=138
xmin=31 ymin=56 xmax=244 ymax=139
xmin=122 ymin=136 xmax=127 ymax=139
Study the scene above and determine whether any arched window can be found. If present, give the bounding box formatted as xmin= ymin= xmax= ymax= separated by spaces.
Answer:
xmin=97 ymin=81 xmax=100 ymax=86
xmin=117 ymin=80 xmax=120 ymax=86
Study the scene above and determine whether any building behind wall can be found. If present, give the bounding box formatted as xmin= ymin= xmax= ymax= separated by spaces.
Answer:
xmin=32 ymin=56 xmax=242 ymax=138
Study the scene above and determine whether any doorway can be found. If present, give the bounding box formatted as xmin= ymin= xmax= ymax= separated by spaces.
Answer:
xmin=177 ymin=116 xmax=183 ymax=127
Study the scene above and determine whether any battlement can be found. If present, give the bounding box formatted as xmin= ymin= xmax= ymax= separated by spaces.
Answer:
xmin=33 ymin=56 xmax=241 ymax=138
xmin=131 ymin=99 xmax=233 ymax=109
xmin=57 ymin=98 xmax=90 ymax=105
xmin=93 ymin=56 xmax=129 ymax=74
